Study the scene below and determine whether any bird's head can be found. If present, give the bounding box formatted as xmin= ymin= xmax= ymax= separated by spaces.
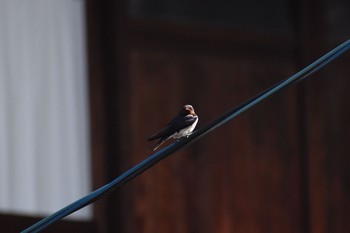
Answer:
xmin=181 ymin=104 xmax=196 ymax=116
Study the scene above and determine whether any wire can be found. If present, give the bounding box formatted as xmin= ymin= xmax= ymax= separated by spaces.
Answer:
xmin=22 ymin=39 xmax=350 ymax=233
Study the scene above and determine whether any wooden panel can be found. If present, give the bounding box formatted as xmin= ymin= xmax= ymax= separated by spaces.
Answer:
xmin=85 ymin=1 xmax=350 ymax=232
xmin=306 ymin=58 xmax=350 ymax=233
xmin=118 ymin=45 xmax=303 ymax=233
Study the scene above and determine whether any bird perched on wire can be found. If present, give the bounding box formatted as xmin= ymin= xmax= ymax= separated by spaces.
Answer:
xmin=148 ymin=104 xmax=199 ymax=151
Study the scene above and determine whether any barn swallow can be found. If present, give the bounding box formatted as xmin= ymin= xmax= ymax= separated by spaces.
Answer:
xmin=148 ymin=105 xmax=198 ymax=151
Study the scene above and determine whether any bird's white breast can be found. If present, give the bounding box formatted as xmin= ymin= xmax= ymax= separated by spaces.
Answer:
xmin=172 ymin=117 xmax=198 ymax=139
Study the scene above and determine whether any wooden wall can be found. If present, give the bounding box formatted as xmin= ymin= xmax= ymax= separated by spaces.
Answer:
xmin=306 ymin=59 xmax=350 ymax=233
xmin=121 ymin=36 xmax=301 ymax=233
xmin=87 ymin=0 xmax=350 ymax=233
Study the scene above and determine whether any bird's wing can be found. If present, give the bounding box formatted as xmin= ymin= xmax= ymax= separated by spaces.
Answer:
xmin=148 ymin=115 xmax=197 ymax=141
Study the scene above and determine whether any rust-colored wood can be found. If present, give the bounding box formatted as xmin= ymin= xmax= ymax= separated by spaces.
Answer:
xmin=86 ymin=1 xmax=350 ymax=233
xmin=305 ymin=60 xmax=350 ymax=233
xmin=293 ymin=0 xmax=350 ymax=233
xmin=293 ymin=0 xmax=328 ymax=231
xmin=86 ymin=0 xmax=129 ymax=232
xmin=127 ymin=18 xmax=294 ymax=61
xmin=86 ymin=12 xmax=304 ymax=233
xmin=120 ymin=44 xmax=303 ymax=233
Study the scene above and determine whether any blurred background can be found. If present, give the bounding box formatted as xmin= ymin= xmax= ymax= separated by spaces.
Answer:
xmin=1 ymin=0 xmax=350 ymax=232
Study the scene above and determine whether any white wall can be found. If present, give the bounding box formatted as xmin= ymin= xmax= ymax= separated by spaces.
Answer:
xmin=0 ymin=0 xmax=91 ymax=219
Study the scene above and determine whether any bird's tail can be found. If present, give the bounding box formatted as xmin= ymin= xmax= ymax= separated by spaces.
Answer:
xmin=149 ymin=138 xmax=167 ymax=151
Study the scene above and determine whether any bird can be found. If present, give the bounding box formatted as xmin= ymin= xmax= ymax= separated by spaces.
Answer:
xmin=148 ymin=104 xmax=199 ymax=151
